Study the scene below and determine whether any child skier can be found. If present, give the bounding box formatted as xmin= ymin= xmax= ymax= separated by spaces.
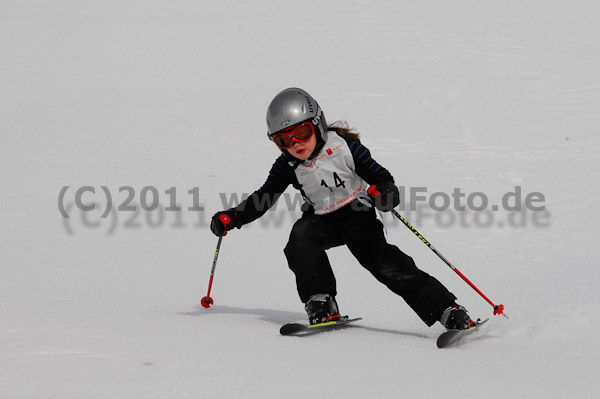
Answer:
xmin=210 ymin=87 xmax=473 ymax=330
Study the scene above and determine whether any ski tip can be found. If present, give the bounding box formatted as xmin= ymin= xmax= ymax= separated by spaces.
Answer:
xmin=436 ymin=317 xmax=490 ymax=348
xmin=279 ymin=323 xmax=305 ymax=336
xmin=279 ymin=317 xmax=363 ymax=336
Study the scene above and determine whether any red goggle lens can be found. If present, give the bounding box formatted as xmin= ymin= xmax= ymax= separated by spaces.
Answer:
xmin=272 ymin=123 xmax=314 ymax=149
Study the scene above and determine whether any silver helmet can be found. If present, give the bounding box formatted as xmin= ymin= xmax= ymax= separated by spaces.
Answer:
xmin=266 ymin=88 xmax=328 ymax=148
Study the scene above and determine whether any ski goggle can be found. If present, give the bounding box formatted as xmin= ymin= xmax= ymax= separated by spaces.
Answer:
xmin=270 ymin=122 xmax=315 ymax=149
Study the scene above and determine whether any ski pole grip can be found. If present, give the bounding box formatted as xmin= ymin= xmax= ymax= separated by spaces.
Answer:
xmin=367 ymin=185 xmax=381 ymax=197
xmin=220 ymin=214 xmax=231 ymax=236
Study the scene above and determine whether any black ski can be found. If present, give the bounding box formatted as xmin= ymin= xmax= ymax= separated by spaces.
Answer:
xmin=436 ymin=318 xmax=490 ymax=348
xmin=280 ymin=316 xmax=362 ymax=336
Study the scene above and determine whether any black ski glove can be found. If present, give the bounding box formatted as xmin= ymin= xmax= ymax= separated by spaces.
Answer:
xmin=370 ymin=181 xmax=400 ymax=212
xmin=210 ymin=210 xmax=237 ymax=237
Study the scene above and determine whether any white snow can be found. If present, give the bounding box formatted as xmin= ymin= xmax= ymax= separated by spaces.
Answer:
xmin=1 ymin=1 xmax=599 ymax=398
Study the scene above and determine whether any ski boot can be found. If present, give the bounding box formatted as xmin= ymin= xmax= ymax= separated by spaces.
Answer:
xmin=439 ymin=304 xmax=475 ymax=330
xmin=305 ymin=294 xmax=341 ymax=325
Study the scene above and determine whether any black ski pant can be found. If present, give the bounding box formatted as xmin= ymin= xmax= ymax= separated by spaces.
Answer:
xmin=284 ymin=206 xmax=456 ymax=326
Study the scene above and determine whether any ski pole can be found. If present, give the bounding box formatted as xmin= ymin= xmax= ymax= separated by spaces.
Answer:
xmin=367 ymin=186 xmax=507 ymax=318
xmin=201 ymin=214 xmax=231 ymax=309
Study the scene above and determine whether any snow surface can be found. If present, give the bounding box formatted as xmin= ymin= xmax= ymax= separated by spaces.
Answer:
xmin=1 ymin=1 xmax=600 ymax=398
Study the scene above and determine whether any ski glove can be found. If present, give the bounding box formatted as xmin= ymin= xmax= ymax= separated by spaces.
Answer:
xmin=371 ymin=181 xmax=400 ymax=212
xmin=210 ymin=210 xmax=237 ymax=237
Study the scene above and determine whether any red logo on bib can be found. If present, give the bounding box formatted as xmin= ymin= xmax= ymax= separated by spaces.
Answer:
xmin=326 ymin=148 xmax=333 ymax=155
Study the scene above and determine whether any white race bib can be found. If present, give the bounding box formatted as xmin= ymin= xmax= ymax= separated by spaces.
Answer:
xmin=293 ymin=132 xmax=366 ymax=214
